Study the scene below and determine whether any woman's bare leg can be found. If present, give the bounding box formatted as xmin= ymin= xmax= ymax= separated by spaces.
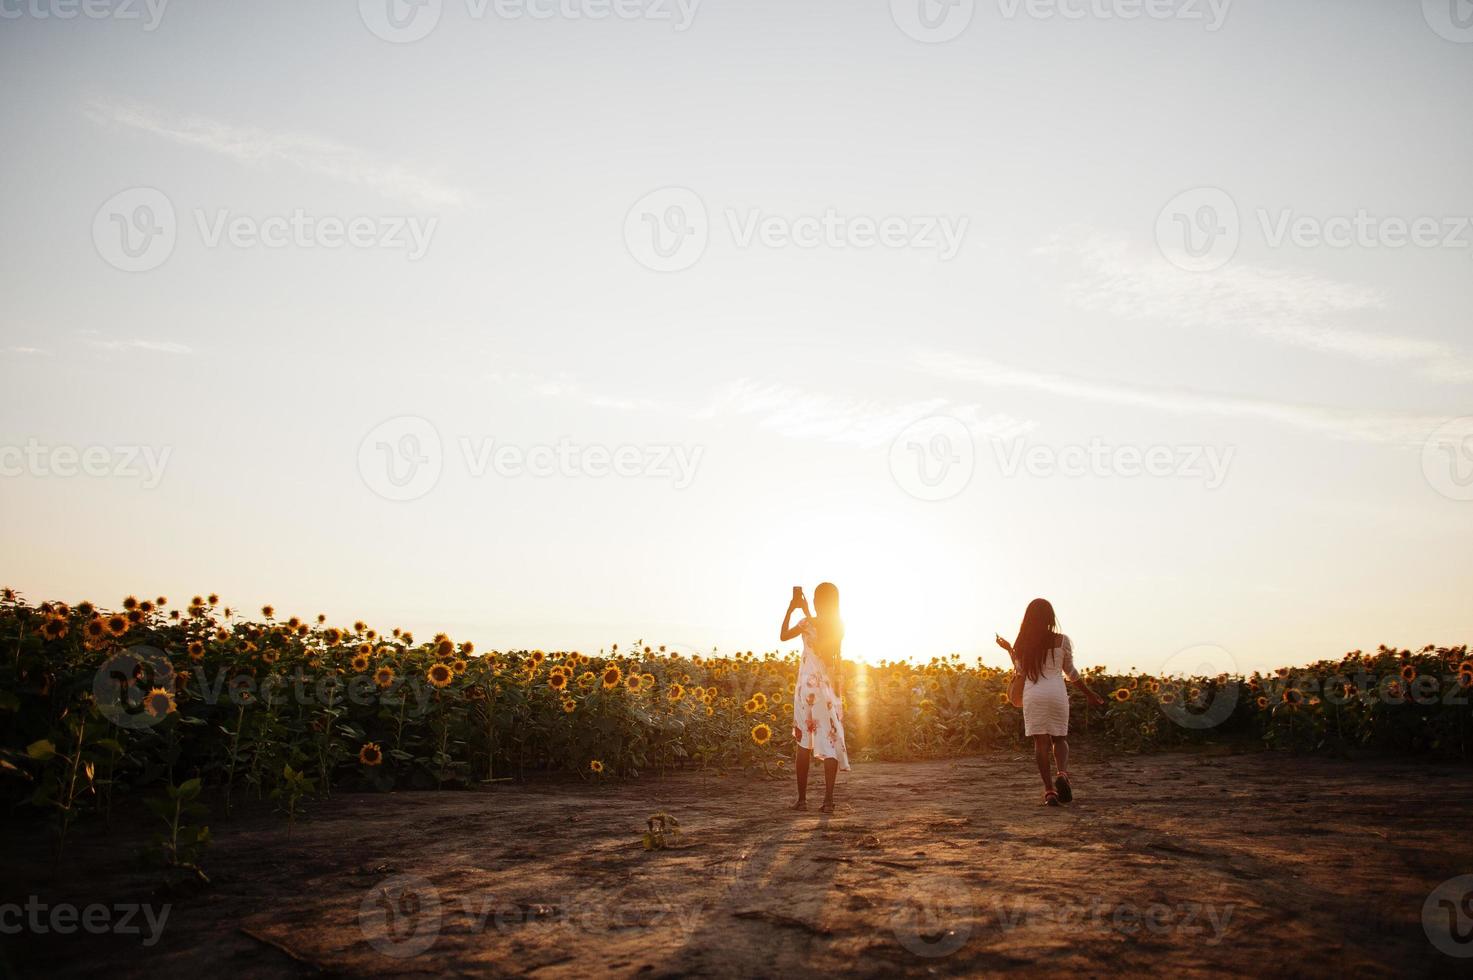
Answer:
xmin=820 ymin=758 xmax=838 ymax=811
xmin=1033 ymin=734 xmax=1055 ymax=792
xmin=1052 ymin=736 xmax=1069 ymax=775
xmin=793 ymin=745 xmax=811 ymax=808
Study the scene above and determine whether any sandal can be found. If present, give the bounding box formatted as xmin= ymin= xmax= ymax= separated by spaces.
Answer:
xmin=1042 ymin=790 xmax=1060 ymax=807
xmin=790 ymin=800 xmax=807 ymax=811
xmin=1055 ymin=771 xmax=1072 ymax=804
xmin=819 ymin=801 xmax=835 ymax=813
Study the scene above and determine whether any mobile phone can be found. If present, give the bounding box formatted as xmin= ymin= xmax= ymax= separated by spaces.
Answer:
xmin=792 ymin=586 xmax=804 ymax=603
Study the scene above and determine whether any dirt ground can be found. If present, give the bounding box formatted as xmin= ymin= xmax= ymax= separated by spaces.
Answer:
xmin=4 ymin=748 xmax=1472 ymax=978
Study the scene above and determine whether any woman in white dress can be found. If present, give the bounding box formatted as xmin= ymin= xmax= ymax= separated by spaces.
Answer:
xmin=780 ymin=582 xmax=849 ymax=812
xmin=996 ymin=598 xmax=1105 ymax=806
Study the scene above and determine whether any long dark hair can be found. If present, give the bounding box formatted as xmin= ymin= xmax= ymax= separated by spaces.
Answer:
xmin=1012 ymin=598 xmax=1058 ymax=683
xmin=812 ymin=582 xmax=843 ymax=657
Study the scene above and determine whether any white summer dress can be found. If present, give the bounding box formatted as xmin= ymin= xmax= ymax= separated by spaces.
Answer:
xmin=1016 ymin=634 xmax=1080 ymax=737
xmin=792 ymin=618 xmax=850 ymax=770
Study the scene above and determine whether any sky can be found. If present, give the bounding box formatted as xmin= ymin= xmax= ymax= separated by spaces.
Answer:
xmin=1 ymin=0 xmax=1470 ymax=675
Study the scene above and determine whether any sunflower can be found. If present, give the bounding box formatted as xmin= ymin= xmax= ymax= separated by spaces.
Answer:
xmin=324 ymin=627 xmax=344 ymax=646
xmin=374 ymin=665 xmax=396 ymax=688
xmin=1400 ymin=664 xmax=1417 ymax=682
xmin=41 ymin=617 xmax=69 ymax=641
xmin=1283 ymin=688 xmax=1304 ymax=706
xmin=602 ymin=665 xmax=623 ymax=689
xmin=351 ymin=652 xmax=371 ymax=673
xmin=1160 ymin=692 xmax=1177 ymax=705
xmin=1255 ymin=696 xmax=1269 ymax=709
xmin=143 ymin=687 xmax=176 ymax=718
xmin=427 ymin=663 xmax=454 ymax=688
xmin=752 ymin=692 xmax=768 ymax=710
xmin=434 ymin=638 xmax=455 ymax=658
xmin=1111 ymin=688 xmax=1131 ymax=702
xmin=84 ymin=618 xmax=107 ymax=642
xmin=589 ymin=759 xmax=604 ymax=774
xmin=122 ymin=595 xmax=139 ymax=611
xmin=105 ymin=614 xmax=129 ymax=637
xmin=188 ymin=640 xmax=206 ymax=661
xmin=359 ymin=742 xmax=384 ymax=766
xmin=261 ymin=605 xmax=274 ymax=619
xmin=751 ymin=723 xmax=772 ymax=746
xmin=561 ymin=697 xmax=576 ymax=714
xmin=548 ymin=672 xmax=569 ymax=692
xmin=577 ymin=671 xmax=596 ymax=689
xmin=667 ymin=683 xmax=685 ymax=702
xmin=625 ymin=673 xmax=643 ymax=692
xmin=996 ymin=692 xmax=1010 ymax=705
xmin=451 ymin=659 xmax=468 ymax=676
xmin=642 ymin=672 xmax=655 ymax=688
xmin=705 ymin=705 xmax=715 ymax=716
xmin=530 ymin=650 xmax=546 ymax=664
xmin=1458 ymin=670 xmax=1472 ymax=689
xmin=261 ymin=649 xmax=279 ymax=665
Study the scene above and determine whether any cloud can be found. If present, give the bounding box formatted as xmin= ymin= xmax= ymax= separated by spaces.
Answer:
xmin=694 ymin=379 xmax=1031 ymax=448
xmin=911 ymin=348 xmax=1452 ymax=446
xmin=87 ymin=338 xmax=192 ymax=355
xmin=2 ymin=346 xmax=50 ymax=356
xmin=490 ymin=371 xmax=1033 ymax=449
xmin=1039 ymin=231 xmax=1473 ymax=383
xmin=85 ymin=96 xmax=466 ymax=209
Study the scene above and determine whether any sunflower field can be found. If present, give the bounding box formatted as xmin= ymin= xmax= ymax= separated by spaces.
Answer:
xmin=1 ymin=587 xmax=1470 ymax=864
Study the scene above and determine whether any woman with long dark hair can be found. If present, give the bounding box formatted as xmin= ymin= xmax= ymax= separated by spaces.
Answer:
xmin=780 ymin=582 xmax=849 ymax=812
xmin=996 ymin=598 xmax=1105 ymax=806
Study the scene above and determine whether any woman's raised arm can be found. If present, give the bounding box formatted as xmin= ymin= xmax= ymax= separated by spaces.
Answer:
xmin=780 ymin=595 xmax=810 ymax=642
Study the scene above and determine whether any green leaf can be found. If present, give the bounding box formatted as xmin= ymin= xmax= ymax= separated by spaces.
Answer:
xmin=25 ymin=739 xmax=56 ymax=761
xmin=177 ymin=777 xmax=203 ymax=800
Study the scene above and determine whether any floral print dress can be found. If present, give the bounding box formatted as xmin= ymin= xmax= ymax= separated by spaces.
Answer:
xmin=792 ymin=618 xmax=850 ymax=770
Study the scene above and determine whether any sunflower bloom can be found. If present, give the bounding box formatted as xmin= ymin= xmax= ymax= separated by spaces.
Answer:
xmin=427 ymin=663 xmax=454 ymax=688
xmin=589 ymin=759 xmax=604 ymax=774
xmin=374 ymin=665 xmax=395 ymax=688
xmin=751 ymin=723 xmax=772 ymax=746
xmin=143 ymin=687 xmax=176 ymax=718
xmin=602 ymin=666 xmax=623 ymax=689
xmin=359 ymin=742 xmax=384 ymax=766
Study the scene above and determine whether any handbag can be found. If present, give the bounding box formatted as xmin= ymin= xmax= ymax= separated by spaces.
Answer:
xmin=1007 ymin=670 xmax=1025 ymax=708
